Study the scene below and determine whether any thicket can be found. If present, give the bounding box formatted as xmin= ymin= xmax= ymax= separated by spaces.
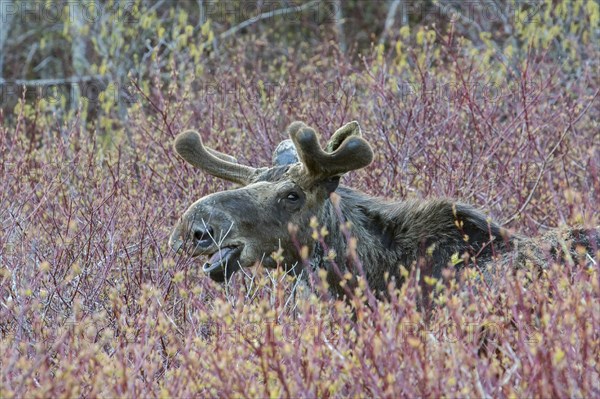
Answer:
xmin=1 ymin=1 xmax=598 ymax=397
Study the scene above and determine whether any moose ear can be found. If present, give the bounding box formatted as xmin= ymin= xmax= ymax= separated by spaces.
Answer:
xmin=272 ymin=139 xmax=299 ymax=166
xmin=326 ymin=121 xmax=362 ymax=153
xmin=322 ymin=176 xmax=341 ymax=194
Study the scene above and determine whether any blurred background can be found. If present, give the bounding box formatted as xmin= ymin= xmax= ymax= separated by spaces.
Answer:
xmin=1 ymin=1 xmax=597 ymax=123
xmin=1 ymin=1 xmax=598 ymax=226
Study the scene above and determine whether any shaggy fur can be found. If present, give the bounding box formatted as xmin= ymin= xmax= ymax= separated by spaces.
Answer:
xmin=170 ymin=121 xmax=599 ymax=297
xmin=311 ymin=187 xmax=513 ymax=297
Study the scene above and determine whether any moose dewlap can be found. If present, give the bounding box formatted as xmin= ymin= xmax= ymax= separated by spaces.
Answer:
xmin=169 ymin=121 xmax=530 ymax=297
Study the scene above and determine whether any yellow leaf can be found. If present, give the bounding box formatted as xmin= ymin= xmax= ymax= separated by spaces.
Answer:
xmin=450 ymin=253 xmax=463 ymax=266
xmin=553 ymin=347 xmax=565 ymax=365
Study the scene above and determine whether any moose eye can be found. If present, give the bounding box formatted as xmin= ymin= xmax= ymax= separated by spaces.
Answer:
xmin=286 ymin=192 xmax=300 ymax=202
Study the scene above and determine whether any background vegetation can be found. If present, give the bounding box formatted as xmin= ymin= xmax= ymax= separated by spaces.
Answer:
xmin=1 ymin=0 xmax=598 ymax=397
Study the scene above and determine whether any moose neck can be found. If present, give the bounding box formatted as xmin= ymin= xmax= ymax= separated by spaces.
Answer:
xmin=310 ymin=184 xmax=516 ymax=297
xmin=312 ymin=185 xmax=403 ymax=297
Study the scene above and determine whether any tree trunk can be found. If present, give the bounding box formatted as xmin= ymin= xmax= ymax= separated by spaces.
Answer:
xmin=70 ymin=1 xmax=88 ymax=112
xmin=0 ymin=0 xmax=15 ymax=79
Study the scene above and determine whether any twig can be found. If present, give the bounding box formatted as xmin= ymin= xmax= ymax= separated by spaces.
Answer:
xmin=0 ymin=75 xmax=105 ymax=86
xmin=473 ymin=368 xmax=492 ymax=399
xmin=433 ymin=0 xmax=517 ymax=76
xmin=217 ymin=0 xmax=320 ymax=42
xmin=502 ymin=88 xmax=599 ymax=226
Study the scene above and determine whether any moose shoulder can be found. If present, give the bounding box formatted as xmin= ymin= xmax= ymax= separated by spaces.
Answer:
xmin=168 ymin=121 xmax=524 ymax=297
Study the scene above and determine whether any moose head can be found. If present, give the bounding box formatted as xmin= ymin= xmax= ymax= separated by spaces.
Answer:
xmin=169 ymin=121 xmax=374 ymax=282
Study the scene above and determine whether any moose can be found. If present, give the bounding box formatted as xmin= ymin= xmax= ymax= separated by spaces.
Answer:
xmin=169 ymin=121 xmax=597 ymax=297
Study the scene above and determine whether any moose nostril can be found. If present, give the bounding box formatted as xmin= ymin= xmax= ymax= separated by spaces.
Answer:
xmin=193 ymin=226 xmax=214 ymax=244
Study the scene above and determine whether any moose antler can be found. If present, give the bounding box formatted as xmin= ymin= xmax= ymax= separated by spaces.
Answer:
xmin=206 ymin=148 xmax=238 ymax=164
xmin=326 ymin=120 xmax=363 ymax=152
xmin=174 ymin=130 xmax=258 ymax=185
xmin=288 ymin=121 xmax=374 ymax=180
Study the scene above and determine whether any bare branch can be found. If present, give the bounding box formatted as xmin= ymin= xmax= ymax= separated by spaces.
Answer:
xmin=502 ymin=88 xmax=600 ymax=226
xmin=218 ymin=0 xmax=321 ymax=42
xmin=0 ymin=75 xmax=105 ymax=86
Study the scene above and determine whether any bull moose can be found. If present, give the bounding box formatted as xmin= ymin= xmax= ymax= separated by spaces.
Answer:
xmin=169 ymin=121 xmax=597 ymax=297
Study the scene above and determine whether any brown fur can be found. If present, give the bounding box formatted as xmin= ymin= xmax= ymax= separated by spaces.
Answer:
xmin=169 ymin=122 xmax=598 ymax=297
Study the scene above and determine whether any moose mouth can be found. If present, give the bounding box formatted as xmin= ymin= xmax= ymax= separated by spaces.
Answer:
xmin=202 ymin=246 xmax=243 ymax=282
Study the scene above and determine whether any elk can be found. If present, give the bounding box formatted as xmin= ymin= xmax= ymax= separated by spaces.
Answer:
xmin=169 ymin=121 xmax=597 ymax=297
